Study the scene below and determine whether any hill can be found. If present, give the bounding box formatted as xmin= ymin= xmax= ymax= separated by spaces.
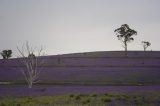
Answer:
xmin=0 ymin=51 xmax=160 ymax=85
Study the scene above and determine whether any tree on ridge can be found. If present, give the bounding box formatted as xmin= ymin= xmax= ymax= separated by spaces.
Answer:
xmin=114 ymin=24 xmax=137 ymax=56
xmin=0 ymin=50 xmax=12 ymax=59
xmin=142 ymin=41 xmax=151 ymax=51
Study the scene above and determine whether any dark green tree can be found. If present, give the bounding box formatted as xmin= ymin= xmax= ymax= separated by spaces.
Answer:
xmin=0 ymin=50 xmax=12 ymax=59
xmin=142 ymin=41 xmax=151 ymax=51
xmin=114 ymin=24 xmax=137 ymax=56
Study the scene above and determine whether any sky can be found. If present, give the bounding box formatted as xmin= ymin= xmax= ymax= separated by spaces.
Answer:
xmin=0 ymin=0 xmax=160 ymax=57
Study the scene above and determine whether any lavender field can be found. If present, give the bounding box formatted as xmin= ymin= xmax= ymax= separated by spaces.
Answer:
xmin=0 ymin=51 xmax=160 ymax=99
xmin=0 ymin=51 xmax=160 ymax=85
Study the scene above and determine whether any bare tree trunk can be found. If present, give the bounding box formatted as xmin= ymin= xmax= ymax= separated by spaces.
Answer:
xmin=144 ymin=46 xmax=146 ymax=51
xmin=124 ymin=41 xmax=127 ymax=56
xmin=28 ymin=81 xmax=33 ymax=88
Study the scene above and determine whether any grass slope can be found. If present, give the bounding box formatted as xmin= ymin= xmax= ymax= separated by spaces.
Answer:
xmin=0 ymin=92 xmax=160 ymax=106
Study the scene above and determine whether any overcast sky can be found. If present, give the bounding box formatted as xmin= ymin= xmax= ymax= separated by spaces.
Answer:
xmin=0 ymin=0 xmax=160 ymax=57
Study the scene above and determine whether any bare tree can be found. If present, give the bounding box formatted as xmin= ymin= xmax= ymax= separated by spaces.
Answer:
xmin=17 ymin=42 xmax=44 ymax=88
xmin=114 ymin=24 xmax=137 ymax=56
xmin=142 ymin=41 xmax=151 ymax=51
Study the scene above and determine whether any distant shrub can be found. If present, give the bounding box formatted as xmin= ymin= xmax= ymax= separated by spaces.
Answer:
xmin=134 ymin=99 xmax=142 ymax=105
xmin=104 ymin=93 xmax=109 ymax=96
xmin=104 ymin=93 xmax=113 ymax=97
xmin=122 ymin=95 xmax=129 ymax=99
xmin=16 ymin=104 xmax=21 ymax=106
xmin=82 ymin=99 xmax=90 ymax=104
xmin=75 ymin=95 xmax=81 ymax=100
xmin=116 ymin=96 xmax=129 ymax=101
xmin=79 ymin=94 xmax=88 ymax=97
xmin=0 ymin=103 xmax=5 ymax=106
xmin=28 ymin=97 xmax=32 ymax=100
xmin=141 ymin=96 xmax=149 ymax=104
xmin=86 ymin=99 xmax=90 ymax=103
xmin=69 ymin=94 xmax=74 ymax=98
xmin=101 ymin=98 xmax=112 ymax=102
xmin=91 ymin=94 xmax=97 ymax=97
xmin=133 ymin=96 xmax=139 ymax=99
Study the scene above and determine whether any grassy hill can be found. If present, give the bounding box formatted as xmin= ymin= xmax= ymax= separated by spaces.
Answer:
xmin=0 ymin=51 xmax=160 ymax=85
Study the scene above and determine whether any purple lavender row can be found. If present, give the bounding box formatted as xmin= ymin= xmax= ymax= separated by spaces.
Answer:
xmin=0 ymin=67 xmax=159 ymax=82
xmin=0 ymin=85 xmax=160 ymax=97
